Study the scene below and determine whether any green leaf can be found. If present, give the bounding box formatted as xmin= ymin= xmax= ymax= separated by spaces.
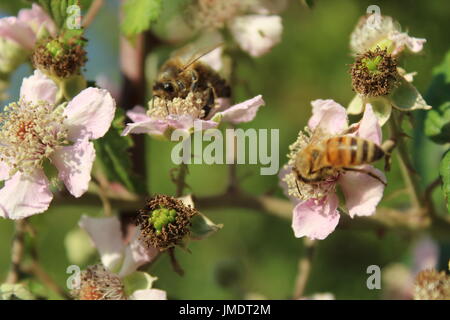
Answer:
xmin=425 ymin=50 xmax=450 ymax=108
xmin=94 ymin=109 xmax=145 ymax=194
xmin=190 ymin=213 xmax=223 ymax=240
xmin=121 ymin=0 xmax=163 ymax=38
xmin=0 ymin=284 xmax=35 ymax=300
xmin=440 ymin=150 xmax=450 ymax=213
xmin=30 ymin=0 xmax=80 ymax=30
xmin=425 ymin=102 xmax=450 ymax=144
xmin=390 ymin=76 xmax=432 ymax=112
xmin=122 ymin=271 xmax=157 ymax=297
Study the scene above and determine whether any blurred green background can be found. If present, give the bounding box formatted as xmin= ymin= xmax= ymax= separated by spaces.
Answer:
xmin=0 ymin=0 xmax=449 ymax=300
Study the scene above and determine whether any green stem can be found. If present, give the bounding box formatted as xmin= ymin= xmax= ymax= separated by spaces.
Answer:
xmin=175 ymin=162 xmax=189 ymax=197
xmin=389 ymin=112 xmax=425 ymax=210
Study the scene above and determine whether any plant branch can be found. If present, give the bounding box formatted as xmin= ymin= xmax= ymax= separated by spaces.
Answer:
xmin=82 ymin=0 xmax=104 ymax=28
xmin=389 ymin=112 xmax=425 ymax=210
xmin=5 ymin=219 xmax=26 ymax=284
xmin=293 ymin=239 xmax=316 ymax=299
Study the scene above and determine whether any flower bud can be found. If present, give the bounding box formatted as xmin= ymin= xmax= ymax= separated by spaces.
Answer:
xmin=0 ymin=38 xmax=29 ymax=74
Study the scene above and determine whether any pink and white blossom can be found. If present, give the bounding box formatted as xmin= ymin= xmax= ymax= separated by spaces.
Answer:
xmin=279 ymin=99 xmax=386 ymax=240
xmin=189 ymin=0 xmax=283 ymax=57
xmin=0 ymin=4 xmax=56 ymax=73
xmin=122 ymin=95 xmax=265 ymax=138
xmin=79 ymin=215 xmax=166 ymax=300
xmin=350 ymin=15 xmax=425 ymax=56
xmin=0 ymin=70 xmax=116 ymax=219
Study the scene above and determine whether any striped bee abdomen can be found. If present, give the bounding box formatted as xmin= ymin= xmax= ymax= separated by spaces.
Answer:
xmin=325 ymin=136 xmax=384 ymax=167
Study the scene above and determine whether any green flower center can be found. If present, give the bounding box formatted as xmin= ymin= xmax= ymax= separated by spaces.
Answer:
xmin=362 ymin=55 xmax=383 ymax=74
xmin=149 ymin=206 xmax=177 ymax=234
xmin=45 ymin=39 xmax=65 ymax=59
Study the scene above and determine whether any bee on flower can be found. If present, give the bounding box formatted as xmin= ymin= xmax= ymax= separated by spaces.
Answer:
xmin=279 ymin=99 xmax=387 ymax=240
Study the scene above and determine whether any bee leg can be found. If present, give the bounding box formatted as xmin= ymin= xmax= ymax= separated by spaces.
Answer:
xmin=381 ymin=139 xmax=396 ymax=171
xmin=342 ymin=167 xmax=387 ymax=186
xmin=198 ymin=85 xmax=217 ymax=119
xmin=190 ymin=70 xmax=199 ymax=92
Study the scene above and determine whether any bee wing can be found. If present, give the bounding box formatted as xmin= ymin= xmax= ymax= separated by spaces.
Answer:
xmin=171 ymin=41 xmax=224 ymax=71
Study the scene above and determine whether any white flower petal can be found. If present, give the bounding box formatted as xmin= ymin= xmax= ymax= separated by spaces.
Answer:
xmin=129 ymin=289 xmax=167 ymax=300
xmin=51 ymin=137 xmax=95 ymax=198
xmin=0 ymin=169 xmax=52 ymax=219
xmin=20 ymin=70 xmax=57 ymax=104
xmin=229 ymin=15 xmax=282 ymax=57
xmin=79 ymin=215 xmax=125 ymax=272
xmin=64 ymin=87 xmax=116 ymax=141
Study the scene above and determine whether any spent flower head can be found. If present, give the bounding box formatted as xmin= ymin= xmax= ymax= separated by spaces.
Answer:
xmin=350 ymin=47 xmax=398 ymax=97
xmin=137 ymin=194 xmax=199 ymax=250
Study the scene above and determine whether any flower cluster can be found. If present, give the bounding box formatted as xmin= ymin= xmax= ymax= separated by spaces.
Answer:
xmin=348 ymin=15 xmax=431 ymax=125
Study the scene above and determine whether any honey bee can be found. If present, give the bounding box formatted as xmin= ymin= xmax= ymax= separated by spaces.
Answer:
xmin=294 ymin=134 xmax=387 ymax=186
xmin=152 ymin=45 xmax=231 ymax=118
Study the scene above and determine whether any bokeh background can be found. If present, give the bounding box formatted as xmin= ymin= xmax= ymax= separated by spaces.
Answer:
xmin=0 ymin=0 xmax=449 ymax=299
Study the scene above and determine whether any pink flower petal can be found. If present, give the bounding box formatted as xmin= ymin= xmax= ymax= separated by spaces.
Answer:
xmin=220 ymin=95 xmax=265 ymax=124
xmin=51 ymin=137 xmax=95 ymax=198
xmin=357 ymin=104 xmax=382 ymax=145
xmin=0 ymin=169 xmax=52 ymax=219
xmin=390 ymin=32 xmax=426 ymax=55
xmin=338 ymin=165 xmax=386 ymax=218
xmin=229 ymin=15 xmax=282 ymax=57
xmin=405 ymin=37 xmax=426 ymax=53
xmin=121 ymin=119 xmax=169 ymax=136
xmin=64 ymin=87 xmax=116 ymax=141
xmin=292 ymin=194 xmax=340 ymax=240
xmin=308 ymin=99 xmax=348 ymax=134
xmin=0 ymin=16 xmax=36 ymax=50
xmin=79 ymin=215 xmax=125 ymax=271
xmin=0 ymin=161 xmax=10 ymax=181
xmin=18 ymin=4 xmax=57 ymax=37
xmin=412 ymin=236 xmax=439 ymax=274
xmin=126 ymin=105 xmax=150 ymax=123
xmin=129 ymin=289 xmax=167 ymax=300
xmin=118 ymin=227 xmax=159 ymax=277
xmin=20 ymin=70 xmax=58 ymax=104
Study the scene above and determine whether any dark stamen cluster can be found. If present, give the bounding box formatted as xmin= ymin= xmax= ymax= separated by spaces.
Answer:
xmin=32 ymin=37 xmax=87 ymax=79
xmin=137 ymin=194 xmax=198 ymax=250
xmin=350 ymin=47 xmax=398 ymax=97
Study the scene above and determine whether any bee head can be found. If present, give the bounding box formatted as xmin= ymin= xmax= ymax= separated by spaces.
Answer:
xmin=152 ymin=80 xmax=176 ymax=99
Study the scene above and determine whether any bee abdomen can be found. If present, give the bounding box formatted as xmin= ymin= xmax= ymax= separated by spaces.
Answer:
xmin=325 ymin=136 xmax=384 ymax=167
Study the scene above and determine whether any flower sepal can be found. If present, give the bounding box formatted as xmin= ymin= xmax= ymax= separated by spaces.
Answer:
xmin=190 ymin=212 xmax=223 ymax=241
xmin=122 ymin=271 xmax=157 ymax=297
xmin=389 ymin=76 xmax=431 ymax=112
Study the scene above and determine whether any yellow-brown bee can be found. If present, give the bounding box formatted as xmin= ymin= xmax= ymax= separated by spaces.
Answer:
xmin=152 ymin=46 xmax=231 ymax=118
xmin=294 ymin=135 xmax=386 ymax=185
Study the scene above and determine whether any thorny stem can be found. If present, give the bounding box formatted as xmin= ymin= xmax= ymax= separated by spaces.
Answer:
xmin=5 ymin=219 xmax=26 ymax=284
xmin=293 ymin=239 xmax=316 ymax=299
xmin=388 ymin=111 xmax=425 ymax=210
